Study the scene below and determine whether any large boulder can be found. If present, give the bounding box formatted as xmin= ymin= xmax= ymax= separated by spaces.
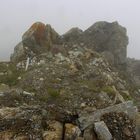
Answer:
xmin=83 ymin=21 xmax=128 ymax=66
xmin=22 ymin=22 xmax=60 ymax=55
xmin=94 ymin=121 xmax=112 ymax=140
xmin=11 ymin=22 xmax=60 ymax=62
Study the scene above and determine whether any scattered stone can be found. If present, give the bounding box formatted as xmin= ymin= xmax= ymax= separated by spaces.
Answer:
xmin=43 ymin=121 xmax=63 ymax=140
xmin=0 ymin=72 xmax=4 ymax=76
xmin=94 ymin=121 xmax=112 ymax=140
xmin=23 ymin=91 xmax=35 ymax=96
xmin=80 ymin=102 xmax=86 ymax=108
xmin=39 ymin=78 xmax=44 ymax=81
xmin=101 ymin=112 xmax=136 ymax=140
xmin=79 ymin=101 xmax=137 ymax=130
xmin=18 ymin=77 xmax=22 ymax=80
xmin=64 ymin=123 xmax=81 ymax=140
xmin=83 ymin=125 xmax=97 ymax=140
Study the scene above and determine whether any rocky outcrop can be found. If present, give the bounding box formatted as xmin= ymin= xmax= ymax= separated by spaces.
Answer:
xmin=22 ymin=22 xmax=59 ymax=54
xmin=11 ymin=21 xmax=128 ymax=68
xmin=11 ymin=22 xmax=60 ymax=62
xmin=83 ymin=21 xmax=128 ymax=66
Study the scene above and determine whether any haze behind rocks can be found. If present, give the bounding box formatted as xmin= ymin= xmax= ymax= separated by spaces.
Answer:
xmin=0 ymin=0 xmax=140 ymax=61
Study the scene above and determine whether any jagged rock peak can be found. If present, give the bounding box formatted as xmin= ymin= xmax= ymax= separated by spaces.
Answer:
xmin=22 ymin=22 xmax=47 ymax=45
xmin=22 ymin=22 xmax=59 ymax=54
xmin=11 ymin=22 xmax=60 ymax=62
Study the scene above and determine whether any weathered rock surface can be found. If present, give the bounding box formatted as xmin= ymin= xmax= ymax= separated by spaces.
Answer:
xmin=79 ymin=101 xmax=137 ymax=130
xmin=22 ymin=22 xmax=59 ymax=55
xmin=11 ymin=22 xmax=60 ymax=62
xmin=10 ymin=42 xmax=25 ymax=63
xmin=83 ymin=125 xmax=97 ymax=140
xmin=83 ymin=21 xmax=128 ymax=66
xmin=101 ymin=112 xmax=136 ymax=140
xmin=11 ymin=21 xmax=129 ymax=68
xmin=43 ymin=121 xmax=63 ymax=140
xmin=64 ymin=123 xmax=81 ymax=140
xmin=94 ymin=121 xmax=112 ymax=140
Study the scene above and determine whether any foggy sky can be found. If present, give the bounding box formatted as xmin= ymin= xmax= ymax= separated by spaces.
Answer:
xmin=0 ymin=0 xmax=140 ymax=61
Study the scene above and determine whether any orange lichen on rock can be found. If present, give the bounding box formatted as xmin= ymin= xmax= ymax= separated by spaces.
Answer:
xmin=22 ymin=22 xmax=60 ymax=54
xmin=31 ymin=22 xmax=46 ymax=45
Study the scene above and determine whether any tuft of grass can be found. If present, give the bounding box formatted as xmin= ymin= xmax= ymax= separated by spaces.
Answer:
xmin=0 ymin=63 xmax=25 ymax=86
xmin=120 ymin=91 xmax=132 ymax=101
xmin=38 ymin=88 xmax=60 ymax=102
xmin=79 ymin=80 xmax=101 ymax=92
xmin=102 ymin=86 xmax=116 ymax=96
xmin=38 ymin=94 xmax=48 ymax=102
xmin=47 ymin=88 xmax=60 ymax=98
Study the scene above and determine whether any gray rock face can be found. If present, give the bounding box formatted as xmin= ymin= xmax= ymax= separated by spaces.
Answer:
xmin=94 ymin=121 xmax=112 ymax=140
xmin=62 ymin=27 xmax=83 ymax=42
xmin=83 ymin=21 xmax=128 ymax=66
xmin=83 ymin=125 xmax=97 ymax=140
xmin=11 ymin=22 xmax=60 ymax=63
xmin=10 ymin=42 xmax=25 ymax=62
xmin=61 ymin=21 xmax=129 ymax=68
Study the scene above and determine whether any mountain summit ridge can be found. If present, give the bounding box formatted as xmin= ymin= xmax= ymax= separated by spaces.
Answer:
xmin=0 ymin=21 xmax=139 ymax=139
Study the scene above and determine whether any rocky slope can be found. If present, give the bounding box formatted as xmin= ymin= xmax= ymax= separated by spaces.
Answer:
xmin=0 ymin=21 xmax=139 ymax=140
